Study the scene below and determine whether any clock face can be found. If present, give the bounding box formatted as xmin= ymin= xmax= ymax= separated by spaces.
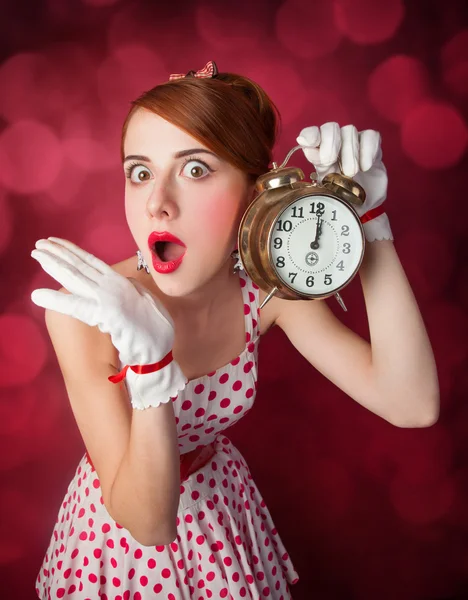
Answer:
xmin=269 ymin=193 xmax=364 ymax=296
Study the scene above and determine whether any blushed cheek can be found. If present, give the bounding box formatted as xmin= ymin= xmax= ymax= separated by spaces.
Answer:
xmin=197 ymin=196 xmax=243 ymax=246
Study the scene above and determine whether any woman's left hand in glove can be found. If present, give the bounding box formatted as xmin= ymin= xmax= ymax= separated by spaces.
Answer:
xmin=296 ymin=122 xmax=394 ymax=242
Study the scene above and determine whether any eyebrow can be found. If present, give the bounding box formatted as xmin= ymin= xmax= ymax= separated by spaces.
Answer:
xmin=123 ymin=148 xmax=219 ymax=163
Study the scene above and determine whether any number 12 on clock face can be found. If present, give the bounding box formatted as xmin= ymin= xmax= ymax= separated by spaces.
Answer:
xmin=269 ymin=195 xmax=365 ymax=298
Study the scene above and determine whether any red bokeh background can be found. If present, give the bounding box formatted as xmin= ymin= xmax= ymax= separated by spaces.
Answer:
xmin=1 ymin=0 xmax=468 ymax=598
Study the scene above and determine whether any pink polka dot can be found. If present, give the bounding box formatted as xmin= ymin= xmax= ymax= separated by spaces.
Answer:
xmin=88 ymin=573 xmax=97 ymax=583
xmin=93 ymin=549 xmax=102 ymax=559
xmin=243 ymin=362 xmax=254 ymax=373
xmin=208 ymin=391 xmax=217 ymax=401
xmin=196 ymin=535 xmax=205 ymax=545
xmin=262 ymin=586 xmax=271 ymax=596
xmin=194 ymin=384 xmax=205 ymax=394
xmin=246 ymin=388 xmax=254 ymax=398
xmin=181 ymin=400 xmax=192 ymax=410
xmin=207 ymin=414 xmax=218 ymax=421
xmin=220 ymin=398 xmax=231 ymax=408
xmin=185 ymin=514 xmax=194 ymax=523
xmin=230 ymin=356 xmax=240 ymax=366
xmin=57 ymin=588 xmax=65 ymax=598
xmin=102 ymin=523 xmax=110 ymax=533
xmin=205 ymin=427 xmax=215 ymax=434
xmin=239 ymin=277 xmax=246 ymax=288
xmin=162 ymin=568 xmax=171 ymax=578
xmin=248 ymin=342 xmax=255 ymax=353
xmin=140 ymin=576 xmax=148 ymax=586
xmin=191 ymin=490 xmax=200 ymax=500
xmin=154 ymin=584 xmax=163 ymax=592
xmin=92 ymin=478 xmax=100 ymax=489
xmin=207 ymin=571 xmax=215 ymax=581
xmin=244 ymin=303 xmax=251 ymax=315
xmin=189 ymin=434 xmax=200 ymax=442
xmin=220 ymin=589 xmax=228 ymax=598
xmin=223 ymin=556 xmax=232 ymax=566
xmin=148 ymin=558 xmax=156 ymax=569
xmin=78 ymin=531 xmax=87 ymax=541
xmin=219 ymin=417 xmax=230 ymax=424
xmin=233 ymin=380 xmax=243 ymax=391
xmin=195 ymin=408 xmax=205 ymax=417
xmin=233 ymin=406 xmax=243 ymax=414
xmin=112 ymin=577 xmax=121 ymax=587
xmin=219 ymin=373 xmax=229 ymax=385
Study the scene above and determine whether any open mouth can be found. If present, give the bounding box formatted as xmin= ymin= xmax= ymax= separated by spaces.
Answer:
xmin=153 ymin=241 xmax=186 ymax=263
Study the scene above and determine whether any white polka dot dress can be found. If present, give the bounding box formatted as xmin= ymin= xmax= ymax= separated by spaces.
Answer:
xmin=36 ymin=271 xmax=300 ymax=599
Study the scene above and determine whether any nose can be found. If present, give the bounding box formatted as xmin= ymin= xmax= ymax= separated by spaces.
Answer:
xmin=145 ymin=181 xmax=179 ymax=221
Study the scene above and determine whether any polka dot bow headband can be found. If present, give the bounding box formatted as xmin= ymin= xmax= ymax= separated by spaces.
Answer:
xmin=169 ymin=60 xmax=219 ymax=81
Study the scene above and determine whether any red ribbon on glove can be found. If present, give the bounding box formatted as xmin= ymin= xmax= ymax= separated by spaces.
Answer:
xmin=169 ymin=60 xmax=218 ymax=81
xmin=108 ymin=350 xmax=174 ymax=384
xmin=359 ymin=204 xmax=386 ymax=224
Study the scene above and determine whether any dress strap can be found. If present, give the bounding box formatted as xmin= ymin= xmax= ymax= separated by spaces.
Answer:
xmin=238 ymin=271 xmax=261 ymax=343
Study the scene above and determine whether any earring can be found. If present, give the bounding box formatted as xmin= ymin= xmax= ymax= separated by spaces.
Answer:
xmin=231 ymin=249 xmax=244 ymax=274
xmin=136 ymin=250 xmax=150 ymax=274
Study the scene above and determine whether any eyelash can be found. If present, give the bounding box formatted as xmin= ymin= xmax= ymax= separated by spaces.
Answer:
xmin=124 ymin=156 xmax=214 ymax=181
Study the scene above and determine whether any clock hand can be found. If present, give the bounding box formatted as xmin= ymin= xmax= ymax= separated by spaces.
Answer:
xmin=310 ymin=216 xmax=323 ymax=250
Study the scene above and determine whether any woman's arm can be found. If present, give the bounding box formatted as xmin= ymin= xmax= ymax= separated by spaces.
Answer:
xmin=357 ymin=239 xmax=439 ymax=423
xmin=45 ymin=302 xmax=180 ymax=547
xmin=272 ymin=240 xmax=439 ymax=428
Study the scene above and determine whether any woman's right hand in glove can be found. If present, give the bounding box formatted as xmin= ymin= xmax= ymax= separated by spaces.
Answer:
xmin=30 ymin=237 xmax=188 ymax=409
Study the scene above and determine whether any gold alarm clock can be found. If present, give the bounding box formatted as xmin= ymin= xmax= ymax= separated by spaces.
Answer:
xmin=237 ymin=145 xmax=367 ymax=312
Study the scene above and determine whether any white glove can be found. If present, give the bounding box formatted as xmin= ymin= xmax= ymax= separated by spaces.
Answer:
xmin=30 ymin=237 xmax=187 ymax=410
xmin=297 ymin=122 xmax=394 ymax=242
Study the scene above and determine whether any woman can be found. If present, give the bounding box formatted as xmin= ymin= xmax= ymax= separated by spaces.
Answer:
xmin=31 ymin=61 xmax=439 ymax=599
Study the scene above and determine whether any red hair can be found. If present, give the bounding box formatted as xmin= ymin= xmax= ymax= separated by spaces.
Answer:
xmin=121 ymin=72 xmax=281 ymax=183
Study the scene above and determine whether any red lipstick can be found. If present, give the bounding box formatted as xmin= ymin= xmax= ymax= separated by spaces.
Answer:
xmin=147 ymin=231 xmax=187 ymax=274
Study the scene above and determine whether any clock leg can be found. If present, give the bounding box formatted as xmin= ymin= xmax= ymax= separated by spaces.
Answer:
xmin=334 ymin=293 xmax=348 ymax=312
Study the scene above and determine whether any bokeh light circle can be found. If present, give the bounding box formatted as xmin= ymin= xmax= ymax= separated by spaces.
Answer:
xmin=401 ymin=102 xmax=468 ymax=169
xmin=81 ymin=221 xmax=135 ymax=265
xmin=276 ymin=0 xmax=342 ymax=60
xmin=441 ymin=29 xmax=468 ymax=97
xmin=368 ymin=55 xmax=430 ymax=123
xmin=333 ymin=0 xmax=405 ymax=45
xmin=96 ymin=45 xmax=166 ymax=117
xmin=0 ymin=53 xmax=58 ymax=123
xmin=0 ymin=120 xmax=63 ymax=194
xmin=195 ymin=1 xmax=269 ymax=51
xmin=0 ymin=314 xmax=48 ymax=387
